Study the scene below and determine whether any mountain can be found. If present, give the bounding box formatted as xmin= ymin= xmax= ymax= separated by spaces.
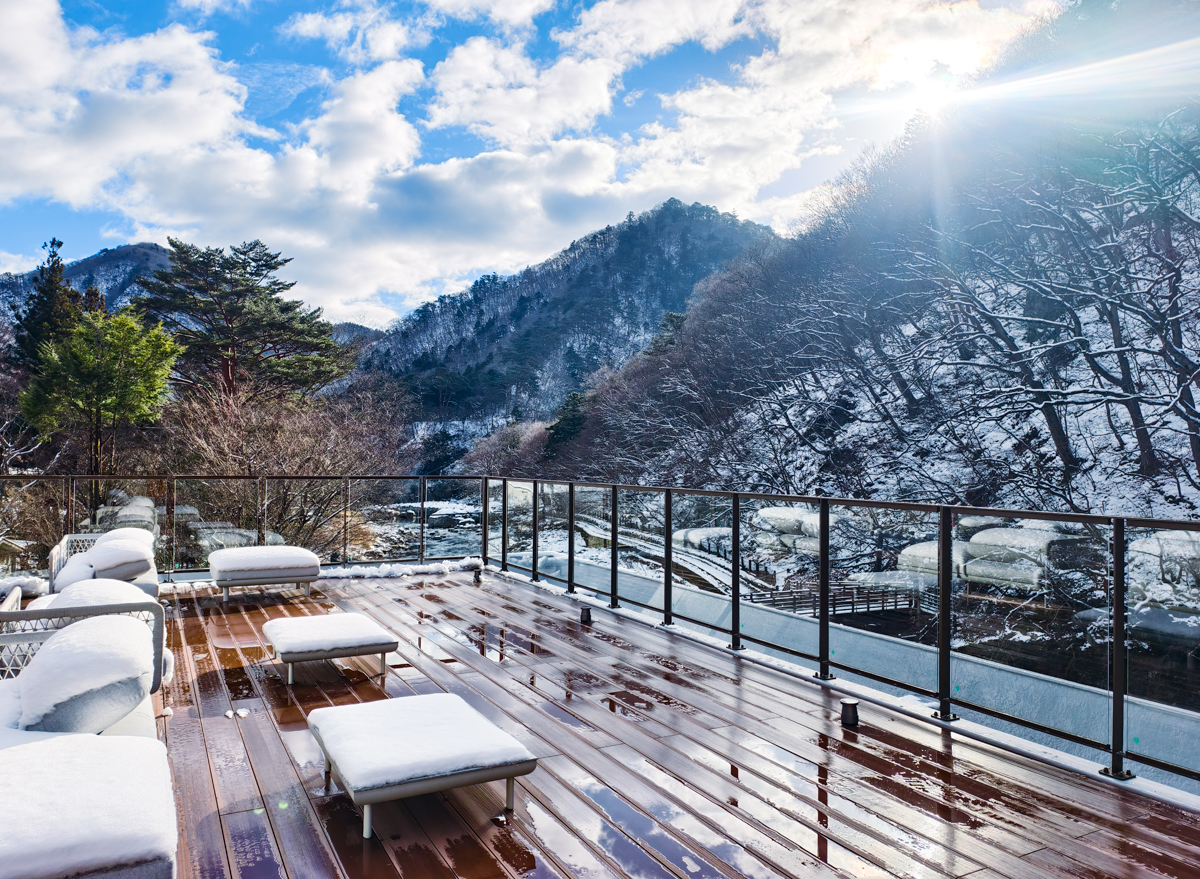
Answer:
xmin=529 ymin=1 xmax=1200 ymax=518
xmin=363 ymin=199 xmax=774 ymax=422
xmin=0 ymin=242 xmax=171 ymax=317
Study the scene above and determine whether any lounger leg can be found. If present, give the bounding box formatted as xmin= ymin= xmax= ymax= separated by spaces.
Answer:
xmin=379 ymin=652 xmax=386 ymax=678
xmin=287 ymin=663 xmax=294 ymax=685
xmin=221 ymin=586 xmax=228 ymax=603
xmin=362 ymin=804 xmax=372 ymax=839
xmin=506 ymin=776 xmax=515 ymax=811
xmin=305 ymin=582 xmax=311 ymax=596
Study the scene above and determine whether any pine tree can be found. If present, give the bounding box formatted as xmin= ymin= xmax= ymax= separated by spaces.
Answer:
xmin=20 ymin=311 xmax=181 ymax=474
xmin=137 ymin=238 xmax=352 ymax=400
xmin=12 ymin=239 xmax=84 ymax=369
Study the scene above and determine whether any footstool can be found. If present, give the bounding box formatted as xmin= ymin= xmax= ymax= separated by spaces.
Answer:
xmin=308 ymin=693 xmax=538 ymax=838
xmin=209 ymin=546 xmax=321 ymax=602
xmin=262 ymin=613 xmax=399 ymax=685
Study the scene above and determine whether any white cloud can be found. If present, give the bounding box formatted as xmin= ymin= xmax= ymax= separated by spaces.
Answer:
xmin=0 ymin=251 xmax=40 ymax=274
xmin=425 ymin=0 xmax=556 ymax=29
xmin=427 ymin=38 xmax=618 ymax=146
xmin=0 ymin=0 xmax=1056 ymax=325
xmin=281 ymin=1 xmax=425 ymax=65
xmin=175 ymin=0 xmax=255 ymax=17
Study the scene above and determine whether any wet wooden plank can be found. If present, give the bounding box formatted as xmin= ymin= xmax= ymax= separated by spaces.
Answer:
xmin=237 ymin=706 xmax=346 ymax=879
xmin=311 ymin=795 xmax=403 ymax=879
xmin=222 ymin=808 xmax=287 ymax=879
xmin=169 ymin=714 xmax=232 ymax=879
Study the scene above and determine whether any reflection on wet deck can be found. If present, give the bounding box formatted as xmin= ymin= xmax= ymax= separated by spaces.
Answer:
xmin=161 ymin=571 xmax=1200 ymax=879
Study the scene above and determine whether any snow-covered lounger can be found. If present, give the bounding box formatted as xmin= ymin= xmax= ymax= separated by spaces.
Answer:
xmin=208 ymin=546 xmax=321 ymax=602
xmin=308 ymin=693 xmax=537 ymax=839
xmin=262 ymin=613 xmax=399 ymax=685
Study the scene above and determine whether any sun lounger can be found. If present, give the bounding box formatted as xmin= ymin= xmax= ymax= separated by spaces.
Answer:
xmin=307 ymin=693 xmax=537 ymax=838
xmin=208 ymin=546 xmax=320 ymax=602
xmin=262 ymin=613 xmax=399 ymax=684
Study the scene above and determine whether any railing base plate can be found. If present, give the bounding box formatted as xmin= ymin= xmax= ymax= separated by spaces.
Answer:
xmin=932 ymin=711 xmax=960 ymax=721
xmin=1100 ymin=767 xmax=1136 ymax=780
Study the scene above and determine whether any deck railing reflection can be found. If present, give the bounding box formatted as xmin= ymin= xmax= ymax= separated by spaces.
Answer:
xmin=3 ymin=472 xmax=1199 ymax=789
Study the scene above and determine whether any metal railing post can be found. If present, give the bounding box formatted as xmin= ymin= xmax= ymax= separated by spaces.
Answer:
xmin=481 ymin=478 xmax=489 ymax=566
xmin=663 ymin=489 xmax=673 ymax=625
xmin=419 ymin=477 xmax=426 ymax=565
xmin=531 ymin=480 xmax=540 ymax=581
xmin=257 ymin=477 xmax=266 ymax=546
xmin=816 ymin=499 xmax=834 ymax=680
xmin=567 ymin=483 xmax=575 ymax=593
xmin=501 ymin=478 xmax=509 ymax=572
xmin=342 ymin=478 xmax=350 ymax=565
xmin=609 ymin=487 xmax=619 ymax=608
xmin=1104 ymin=517 xmax=1134 ymax=779
xmin=730 ymin=493 xmax=743 ymax=650
xmin=168 ymin=477 xmax=177 ymax=580
xmin=935 ymin=506 xmax=958 ymax=720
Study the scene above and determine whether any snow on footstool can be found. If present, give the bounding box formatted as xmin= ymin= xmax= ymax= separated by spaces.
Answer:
xmin=0 ymin=734 xmax=176 ymax=879
xmin=308 ymin=693 xmax=537 ymax=838
xmin=262 ymin=613 xmax=399 ymax=684
xmin=208 ymin=546 xmax=321 ymax=602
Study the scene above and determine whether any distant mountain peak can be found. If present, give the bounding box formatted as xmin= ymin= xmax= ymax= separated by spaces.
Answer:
xmin=0 ymin=242 xmax=171 ymax=316
xmin=363 ymin=199 xmax=774 ymax=422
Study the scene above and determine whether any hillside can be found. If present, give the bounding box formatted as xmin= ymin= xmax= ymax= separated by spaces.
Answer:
xmin=0 ymin=242 xmax=171 ymax=315
xmin=363 ymin=199 xmax=773 ymax=421
xmin=515 ymin=1 xmax=1200 ymax=517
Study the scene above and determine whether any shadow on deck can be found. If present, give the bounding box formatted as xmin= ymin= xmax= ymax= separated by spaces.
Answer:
xmin=160 ymin=570 xmax=1200 ymax=879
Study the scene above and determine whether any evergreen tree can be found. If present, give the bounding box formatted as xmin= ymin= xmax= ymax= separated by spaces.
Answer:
xmin=138 ymin=238 xmax=351 ymax=400
xmin=21 ymin=311 xmax=181 ymax=474
xmin=12 ymin=239 xmax=84 ymax=369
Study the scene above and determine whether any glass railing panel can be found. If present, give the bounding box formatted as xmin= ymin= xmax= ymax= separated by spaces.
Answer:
xmin=737 ymin=497 xmax=821 ymax=662
xmin=951 ymin=512 xmax=1111 ymax=747
xmin=825 ymin=503 xmax=939 ymax=693
xmin=535 ymin=482 xmax=569 ymax=583
xmin=670 ymin=490 xmax=734 ymax=637
xmin=0 ymin=477 xmax=68 ymax=581
xmin=70 ymin=477 xmax=170 ymax=566
xmin=264 ymin=477 xmax=345 ymax=564
xmin=486 ymin=479 xmax=504 ymax=563
xmin=346 ymin=478 xmax=420 ymax=563
xmin=171 ymin=478 xmax=260 ymax=572
xmin=569 ymin=485 xmax=612 ymax=598
xmin=613 ymin=488 xmax=667 ymax=614
xmin=1124 ymin=522 xmax=1200 ymax=778
xmin=423 ymin=477 xmax=483 ymax=560
xmin=505 ymin=480 xmax=533 ymax=573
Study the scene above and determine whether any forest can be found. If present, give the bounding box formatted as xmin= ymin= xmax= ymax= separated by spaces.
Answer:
xmin=477 ymin=1 xmax=1200 ymax=518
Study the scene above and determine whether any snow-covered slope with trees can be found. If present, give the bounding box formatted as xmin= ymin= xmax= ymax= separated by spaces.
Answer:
xmin=0 ymin=243 xmax=170 ymax=316
xmin=362 ymin=199 xmax=772 ymax=421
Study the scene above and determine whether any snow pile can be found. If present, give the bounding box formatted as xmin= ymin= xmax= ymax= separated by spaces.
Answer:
xmin=321 ymin=558 xmax=483 ymax=579
xmin=18 ymin=615 xmax=154 ymax=733
xmin=0 ymin=735 xmax=176 ymax=879
xmin=0 ymin=575 xmax=48 ymax=598
xmin=308 ymin=693 xmax=534 ymax=792
xmin=49 ymin=579 xmax=158 ymax=609
xmin=95 ymin=528 xmax=156 ymax=548
xmin=263 ymin=613 xmax=396 ymax=654
xmin=209 ymin=545 xmax=319 ymax=575
xmin=0 ymin=679 xmax=20 ymax=729
xmin=53 ymin=557 xmax=95 ymax=590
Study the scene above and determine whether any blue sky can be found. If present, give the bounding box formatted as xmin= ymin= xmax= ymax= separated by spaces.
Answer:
xmin=0 ymin=0 xmax=1056 ymax=324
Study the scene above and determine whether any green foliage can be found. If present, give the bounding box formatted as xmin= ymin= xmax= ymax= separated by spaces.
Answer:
xmin=545 ymin=392 xmax=589 ymax=455
xmin=20 ymin=311 xmax=181 ymax=474
xmin=12 ymin=239 xmax=85 ymax=369
xmin=138 ymin=238 xmax=351 ymax=399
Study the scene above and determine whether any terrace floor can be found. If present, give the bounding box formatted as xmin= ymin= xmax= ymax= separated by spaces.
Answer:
xmin=160 ymin=570 xmax=1200 ymax=879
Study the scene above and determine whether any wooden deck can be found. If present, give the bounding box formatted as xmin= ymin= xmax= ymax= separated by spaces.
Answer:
xmin=160 ymin=570 xmax=1200 ymax=879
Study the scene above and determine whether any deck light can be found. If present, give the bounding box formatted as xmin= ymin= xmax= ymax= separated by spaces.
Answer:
xmin=840 ymin=698 xmax=860 ymax=728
